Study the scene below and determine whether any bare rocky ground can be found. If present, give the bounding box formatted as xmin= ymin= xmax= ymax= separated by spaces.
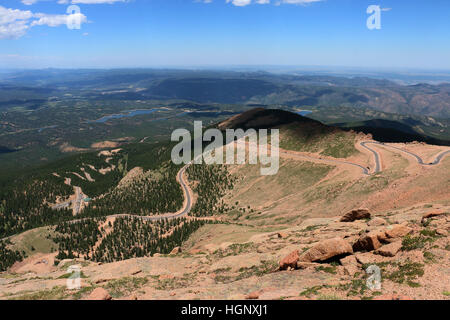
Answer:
xmin=1 ymin=204 xmax=448 ymax=300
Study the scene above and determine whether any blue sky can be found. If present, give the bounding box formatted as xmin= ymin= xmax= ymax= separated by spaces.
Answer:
xmin=0 ymin=0 xmax=449 ymax=69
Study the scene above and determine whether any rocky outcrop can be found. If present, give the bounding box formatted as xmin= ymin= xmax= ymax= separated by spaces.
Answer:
xmin=339 ymin=255 xmax=357 ymax=266
xmin=340 ymin=209 xmax=371 ymax=222
xmin=339 ymin=255 xmax=359 ymax=276
xmin=279 ymin=250 xmax=299 ymax=270
xmin=353 ymin=223 xmax=412 ymax=252
xmin=355 ymin=252 xmax=384 ymax=265
xmin=352 ymin=231 xmax=384 ymax=252
xmin=384 ymin=224 xmax=412 ymax=239
xmin=367 ymin=217 xmax=387 ymax=226
xmin=375 ymin=241 xmax=402 ymax=257
xmin=300 ymin=238 xmax=353 ymax=262
xmin=422 ymin=211 xmax=446 ymax=222
xmin=2 ymin=202 xmax=449 ymax=301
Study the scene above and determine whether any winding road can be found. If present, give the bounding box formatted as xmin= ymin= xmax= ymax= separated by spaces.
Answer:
xmin=282 ymin=141 xmax=449 ymax=176
xmin=53 ymin=140 xmax=449 ymax=222
xmin=114 ymin=163 xmax=193 ymax=221
xmin=359 ymin=141 xmax=450 ymax=174
xmin=58 ymin=162 xmax=195 ymax=223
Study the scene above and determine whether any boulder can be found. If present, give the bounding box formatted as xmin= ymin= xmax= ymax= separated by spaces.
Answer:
xmin=340 ymin=209 xmax=371 ymax=222
xmin=299 ymin=238 xmax=353 ymax=262
xmin=367 ymin=217 xmax=387 ymax=226
xmin=339 ymin=254 xmax=359 ymax=276
xmin=246 ymin=291 xmax=260 ymax=300
xmin=352 ymin=231 xmax=384 ymax=252
xmin=384 ymin=224 xmax=412 ymax=239
xmin=375 ymin=241 xmax=402 ymax=257
xmin=422 ymin=211 xmax=446 ymax=221
xmin=436 ymin=228 xmax=448 ymax=236
xmin=88 ymin=288 xmax=112 ymax=300
xmin=339 ymin=255 xmax=357 ymax=267
xmin=279 ymin=250 xmax=299 ymax=270
xmin=354 ymin=252 xmax=380 ymax=265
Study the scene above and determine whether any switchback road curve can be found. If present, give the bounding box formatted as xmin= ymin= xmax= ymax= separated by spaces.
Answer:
xmin=359 ymin=141 xmax=450 ymax=174
xmin=55 ymin=141 xmax=450 ymax=223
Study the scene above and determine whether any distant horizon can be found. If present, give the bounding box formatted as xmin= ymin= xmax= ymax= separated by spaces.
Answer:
xmin=2 ymin=65 xmax=450 ymax=85
xmin=2 ymin=65 xmax=450 ymax=72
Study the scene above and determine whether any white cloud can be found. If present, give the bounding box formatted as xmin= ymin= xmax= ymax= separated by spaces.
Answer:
xmin=21 ymin=0 xmax=39 ymax=5
xmin=224 ymin=0 xmax=322 ymax=6
xmin=31 ymin=12 xmax=87 ymax=27
xmin=0 ymin=5 xmax=87 ymax=39
xmin=68 ymin=0 xmax=126 ymax=3
xmin=226 ymin=0 xmax=252 ymax=6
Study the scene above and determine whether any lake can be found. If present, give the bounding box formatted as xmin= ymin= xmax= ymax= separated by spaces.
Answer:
xmin=90 ymin=109 xmax=159 ymax=123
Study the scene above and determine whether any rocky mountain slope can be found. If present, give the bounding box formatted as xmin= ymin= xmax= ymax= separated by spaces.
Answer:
xmin=0 ymin=205 xmax=448 ymax=300
xmin=1 ymin=109 xmax=449 ymax=300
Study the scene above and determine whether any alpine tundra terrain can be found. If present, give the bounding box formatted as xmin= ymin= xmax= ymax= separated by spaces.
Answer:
xmin=0 ymin=108 xmax=449 ymax=300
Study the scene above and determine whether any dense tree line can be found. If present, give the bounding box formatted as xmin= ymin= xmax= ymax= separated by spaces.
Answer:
xmin=92 ymin=217 xmax=206 ymax=262
xmin=53 ymin=218 xmax=106 ymax=261
xmin=80 ymin=162 xmax=183 ymax=218
xmin=52 ymin=216 xmax=209 ymax=263
xmin=0 ymin=141 xmax=179 ymax=238
xmin=0 ymin=138 xmax=233 ymax=256
xmin=0 ymin=239 xmax=24 ymax=272
xmin=0 ymin=175 xmax=73 ymax=238
xmin=187 ymin=164 xmax=236 ymax=217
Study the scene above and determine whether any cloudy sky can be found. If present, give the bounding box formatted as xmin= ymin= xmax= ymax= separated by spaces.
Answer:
xmin=0 ymin=0 xmax=449 ymax=69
